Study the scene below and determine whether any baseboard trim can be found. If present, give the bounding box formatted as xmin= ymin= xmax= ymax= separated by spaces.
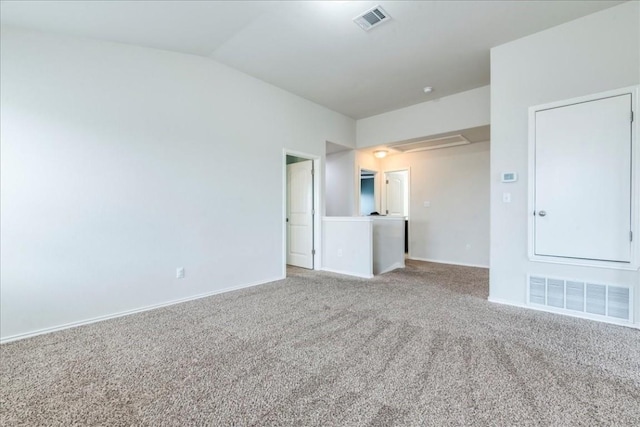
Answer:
xmin=487 ymin=297 xmax=527 ymax=308
xmin=320 ymin=267 xmax=373 ymax=279
xmin=488 ymin=297 xmax=640 ymax=330
xmin=376 ymin=261 xmax=405 ymax=275
xmin=409 ymin=257 xmax=489 ymax=269
xmin=0 ymin=275 xmax=285 ymax=344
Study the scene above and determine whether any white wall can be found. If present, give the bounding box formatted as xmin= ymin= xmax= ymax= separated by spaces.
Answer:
xmin=372 ymin=217 xmax=405 ymax=275
xmin=356 ymin=86 xmax=490 ymax=148
xmin=490 ymin=2 xmax=640 ymax=323
xmin=382 ymin=141 xmax=490 ymax=267
xmin=325 ymin=150 xmax=356 ymax=216
xmin=322 ymin=218 xmax=373 ymax=278
xmin=321 ymin=216 xmax=405 ymax=278
xmin=0 ymin=28 xmax=355 ymax=340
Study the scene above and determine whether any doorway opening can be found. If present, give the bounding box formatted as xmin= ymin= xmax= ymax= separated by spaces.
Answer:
xmin=359 ymin=169 xmax=377 ymax=215
xmin=283 ymin=151 xmax=320 ymax=276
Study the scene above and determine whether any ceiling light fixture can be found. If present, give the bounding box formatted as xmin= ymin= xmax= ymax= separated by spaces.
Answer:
xmin=373 ymin=150 xmax=388 ymax=159
xmin=423 ymin=86 xmax=433 ymax=94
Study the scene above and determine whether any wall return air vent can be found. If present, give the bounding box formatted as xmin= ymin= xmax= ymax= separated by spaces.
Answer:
xmin=390 ymin=135 xmax=471 ymax=153
xmin=528 ymin=275 xmax=633 ymax=325
xmin=353 ymin=5 xmax=391 ymax=31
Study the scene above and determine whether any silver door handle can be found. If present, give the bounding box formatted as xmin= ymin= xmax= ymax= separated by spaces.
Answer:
xmin=538 ymin=210 xmax=547 ymax=217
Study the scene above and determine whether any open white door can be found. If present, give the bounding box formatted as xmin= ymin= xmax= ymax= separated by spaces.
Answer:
xmin=534 ymin=94 xmax=632 ymax=262
xmin=385 ymin=171 xmax=408 ymax=216
xmin=287 ymin=160 xmax=314 ymax=269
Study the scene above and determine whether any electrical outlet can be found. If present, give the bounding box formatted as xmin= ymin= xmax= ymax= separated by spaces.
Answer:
xmin=176 ymin=267 xmax=185 ymax=279
xmin=337 ymin=249 xmax=343 ymax=257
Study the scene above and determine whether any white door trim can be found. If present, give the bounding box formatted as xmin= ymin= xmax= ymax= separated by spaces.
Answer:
xmin=527 ymin=85 xmax=639 ymax=270
xmin=287 ymin=160 xmax=314 ymax=269
xmin=283 ymin=149 xmax=322 ymax=276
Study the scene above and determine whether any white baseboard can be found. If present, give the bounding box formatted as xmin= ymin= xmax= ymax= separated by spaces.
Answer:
xmin=487 ymin=297 xmax=640 ymax=330
xmin=487 ymin=297 xmax=527 ymax=308
xmin=320 ymin=267 xmax=373 ymax=279
xmin=0 ymin=275 xmax=285 ymax=344
xmin=409 ymin=257 xmax=489 ymax=269
xmin=376 ymin=261 xmax=405 ymax=275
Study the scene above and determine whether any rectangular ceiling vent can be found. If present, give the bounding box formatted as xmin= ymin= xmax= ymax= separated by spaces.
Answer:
xmin=353 ymin=6 xmax=391 ymax=31
xmin=391 ymin=135 xmax=470 ymax=153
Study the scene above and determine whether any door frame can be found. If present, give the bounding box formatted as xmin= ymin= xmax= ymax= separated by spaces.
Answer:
xmin=527 ymin=85 xmax=639 ymax=270
xmin=283 ymin=149 xmax=322 ymax=276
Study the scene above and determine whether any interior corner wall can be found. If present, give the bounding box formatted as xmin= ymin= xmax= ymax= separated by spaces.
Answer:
xmin=325 ymin=150 xmax=356 ymax=216
xmin=381 ymin=141 xmax=490 ymax=267
xmin=489 ymin=2 xmax=640 ymax=322
xmin=0 ymin=27 xmax=355 ymax=340
xmin=356 ymin=85 xmax=490 ymax=149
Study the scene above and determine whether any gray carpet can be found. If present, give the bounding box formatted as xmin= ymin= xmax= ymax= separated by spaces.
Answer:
xmin=1 ymin=260 xmax=639 ymax=426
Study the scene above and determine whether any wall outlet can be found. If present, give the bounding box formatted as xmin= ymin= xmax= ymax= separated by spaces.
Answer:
xmin=176 ymin=267 xmax=185 ymax=279
xmin=337 ymin=249 xmax=343 ymax=257
xmin=502 ymin=192 xmax=512 ymax=203
xmin=465 ymin=244 xmax=472 ymax=251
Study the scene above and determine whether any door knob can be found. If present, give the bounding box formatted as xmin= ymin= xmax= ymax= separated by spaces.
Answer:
xmin=538 ymin=210 xmax=547 ymax=217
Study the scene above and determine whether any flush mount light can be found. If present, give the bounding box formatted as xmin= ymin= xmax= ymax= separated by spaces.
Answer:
xmin=423 ymin=86 xmax=433 ymax=94
xmin=373 ymin=150 xmax=388 ymax=159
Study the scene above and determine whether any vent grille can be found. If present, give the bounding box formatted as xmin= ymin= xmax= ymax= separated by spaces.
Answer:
xmin=528 ymin=276 xmax=632 ymax=323
xmin=353 ymin=6 xmax=391 ymax=31
xmin=390 ymin=135 xmax=471 ymax=153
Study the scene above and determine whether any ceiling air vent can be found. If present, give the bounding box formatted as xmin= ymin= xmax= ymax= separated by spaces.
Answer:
xmin=391 ymin=135 xmax=470 ymax=153
xmin=353 ymin=5 xmax=391 ymax=31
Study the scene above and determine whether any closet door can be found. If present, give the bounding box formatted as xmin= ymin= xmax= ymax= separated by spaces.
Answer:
xmin=534 ymin=94 xmax=632 ymax=262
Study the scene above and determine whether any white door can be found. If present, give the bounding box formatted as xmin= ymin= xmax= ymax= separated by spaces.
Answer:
xmin=534 ymin=94 xmax=632 ymax=262
xmin=287 ymin=160 xmax=314 ymax=269
xmin=385 ymin=171 xmax=408 ymax=216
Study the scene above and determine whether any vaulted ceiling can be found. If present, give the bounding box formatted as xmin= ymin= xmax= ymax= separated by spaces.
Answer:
xmin=0 ymin=1 xmax=623 ymax=119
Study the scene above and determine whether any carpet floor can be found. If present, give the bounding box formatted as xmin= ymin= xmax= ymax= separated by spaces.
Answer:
xmin=1 ymin=260 xmax=639 ymax=426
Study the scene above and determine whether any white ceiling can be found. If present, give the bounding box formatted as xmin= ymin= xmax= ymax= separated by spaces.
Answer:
xmin=0 ymin=1 xmax=623 ymax=119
